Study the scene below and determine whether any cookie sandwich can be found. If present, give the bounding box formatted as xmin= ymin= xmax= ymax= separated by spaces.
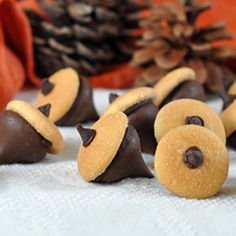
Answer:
xmin=154 ymin=99 xmax=226 ymax=144
xmin=0 ymin=100 xmax=64 ymax=164
xmin=155 ymin=125 xmax=228 ymax=199
xmin=77 ymin=112 xmax=153 ymax=183
xmin=102 ymin=87 xmax=158 ymax=154
xmin=154 ymin=67 xmax=206 ymax=108
xmin=36 ymin=68 xmax=98 ymax=126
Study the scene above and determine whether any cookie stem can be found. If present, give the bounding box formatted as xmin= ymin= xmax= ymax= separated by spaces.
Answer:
xmin=77 ymin=125 xmax=96 ymax=147
xmin=37 ymin=104 xmax=51 ymax=117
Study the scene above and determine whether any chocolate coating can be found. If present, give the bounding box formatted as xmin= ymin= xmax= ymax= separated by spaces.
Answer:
xmin=94 ymin=125 xmax=153 ymax=183
xmin=77 ymin=125 xmax=96 ymax=147
xmin=56 ymin=76 xmax=99 ymax=126
xmin=227 ymin=131 xmax=236 ymax=149
xmin=183 ymin=146 xmax=204 ymax=169
xmin=0 ymin=111 xmax=50 ymax=164
xmin=41 ymin=78 xmax=54 ymax=95
xmin=185 ymin=116 xmax=204 ymax=126
xmin=220 ymin=92 xmax=236 ymax=110
xmin=160 ymin=80 xmax=206 ymax=108
xmin=124 ymin=99 xmax=158 ymax=154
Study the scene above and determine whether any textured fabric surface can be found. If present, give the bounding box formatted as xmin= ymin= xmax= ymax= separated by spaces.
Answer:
xmin=0 ymin=89 xmax=235 ymax=236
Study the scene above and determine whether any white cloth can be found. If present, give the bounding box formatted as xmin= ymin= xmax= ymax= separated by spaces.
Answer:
xmin=0 ymin=89 xmax=235 ymax=236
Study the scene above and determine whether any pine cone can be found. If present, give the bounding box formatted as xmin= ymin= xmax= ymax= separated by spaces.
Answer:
xmin=25 ymin=0 xmax=148 ymax=78
xmin=131 ymin=0 xmax=236 ymax=94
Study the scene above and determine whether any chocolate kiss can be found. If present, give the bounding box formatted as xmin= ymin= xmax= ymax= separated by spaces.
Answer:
xmin=94 ymin=125 xmax=154 ymax=183
xmin=183 ymin=146 xmax=204 ymax=169
xmin=0 ymin=111 xmax=49 ymax=164
xmin=219 ymin=92 xmax=236 ymax=110
xmin=109 ymin=93 xmax=119 ymax=104
xmin=185 ymin=116 xmax=204 ymax=126
xmin=41 ymin=78 xmax=54 ymax=95
xmin=77 ymin=125 xmax=96 ymax=147
xmin=37 ymin=103 xmax=51 ymax=117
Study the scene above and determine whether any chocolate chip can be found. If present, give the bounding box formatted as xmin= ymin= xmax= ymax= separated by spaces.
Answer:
xmin=219 ymin=92 xmax=236 ymax=110
xmin=41 ymin=78 xmax=54 ymax=95
xmin=41 ymin=138 xmax=52 ymax=148
xmin=185 ymin=116 xmax=204 ymax=126
xmin=183 ymin=146 xmax=204 ymax=169
xmin=37 ymin=104 xmax=51 ymax=117
xmin=77 ymin=125 xmax=96 ymax=147
xmin=109 ymin=93 xmax=119 ymax=104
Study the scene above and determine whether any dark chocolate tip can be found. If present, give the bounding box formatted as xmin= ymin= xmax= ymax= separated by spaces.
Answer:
xmin=109 ymin=93 xmax=119 ymax=104
xmin=183 ymin=146 xmax=204 ymax=169
xmin=219 ymin=92 xmax=236 ymax=110
xmin=41 ymin=138 xmax=52 ymax=148
xmin=37 ymin=104 xmax=51 ymax=117
xmin=185 ymin=116 xmax=204 ymax=126
xmin=41 ymin=78 xmax=54 ymax=95
xmin=77 ymin=125 xmax=96 ymax=147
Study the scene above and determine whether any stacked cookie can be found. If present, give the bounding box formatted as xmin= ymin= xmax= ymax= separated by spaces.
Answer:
xmin=0 ymin=67 xmax=233 ymax=200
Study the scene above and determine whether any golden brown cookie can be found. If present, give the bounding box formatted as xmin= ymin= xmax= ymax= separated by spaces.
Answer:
xmin=77 ymin=112 xmax=153 ymax=183
xmin=102 ymin=87 xmax=156 ymax=117
xmin=101 ymin=87 xmax=158 ymax=154
xmin=153 ymin=67 xmax=206 ymax=107
xmin=154 ymin=99 xmax=226 ymax=144
xmin=7 ymin=100 xmax=64 ymax=154
xmin=36 ymin=68 xmax=98 ymax=126
xmin=155 ymin=125 xmax=228 ymax=199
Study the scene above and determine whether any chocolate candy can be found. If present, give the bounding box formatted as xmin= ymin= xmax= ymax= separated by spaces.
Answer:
xmin=36 ymin=68 xmax=98 ymax=126
xmin=183 ymin=146 xmax=204 ymax=169
xmin=221 ymin=99 xmax=236 ymax=149
xmin=0 ymin=101 xmax=64 ymax=164
xmin=77 ymin=112 xmax=153 ymax=183
xmin=154 ymin=67 xmax=206 ymax=108
xmin=103 ymin=87 xmax=158 ymax=154
xmin=185 ymin=116 xmax=204 ymax=126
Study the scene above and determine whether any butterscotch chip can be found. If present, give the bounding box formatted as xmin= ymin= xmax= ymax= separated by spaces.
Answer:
xmin=154 ymin=99 xmax=226 ymax=143
xmin=7 ymin=100 xmax=64 ymax=154
xmin=102 ymin=87 xmax=156 ymax=117
xmin=154 ymin=67 xmax=195 ymax=106
xmin=78 ymin=112 xmax=128 ymax=181
xmin=155 ymin=125 xmax=228 ymax=199
xmin=221 ymin=100 xmax=236 ymax=137
xmin=36 ymin=68 xmax=80 ymax=123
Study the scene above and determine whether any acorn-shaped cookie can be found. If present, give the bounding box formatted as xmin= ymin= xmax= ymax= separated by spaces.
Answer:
xmin=154 ymin=67 xmax=206 ymax=108
xmin=0 ymin=100 xmax=64 ymax=164
xmin=102 ymin=87 xmax=158 ymax=154
xmin=154 ymin=99 xmax=226 ymax=144
xmin=221 ymin=99 xmax=236 ymax=149
xmin=77 ymin=112 xmax=153 ymax=183
xmin=155 ymin=125 xmax=228 ymax=199
xmin=36 ymin=68 xmax=98 ymax=126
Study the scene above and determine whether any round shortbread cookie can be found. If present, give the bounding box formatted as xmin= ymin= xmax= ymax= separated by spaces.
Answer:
xmin=221 ymin=100 xmax=236 ymax=137
xmin=155 ymin=125 xmax=228 ymax=199
xmin=154 ymin=67 xmax=195 ymax=106
xmin=36 ymin=68 xmax=80 ymax=123
xmin=78 ymin=112 xmax=128 ymax=181
xmin=102 ymin=87 xmax=156 ymax=117
xmin=154 ymin=98 xmax=226 ymax=143
xmin=228 ymin=81 xmax=236 ymax=94
xmin=7 ymin=100 xmax=64 ymax=154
